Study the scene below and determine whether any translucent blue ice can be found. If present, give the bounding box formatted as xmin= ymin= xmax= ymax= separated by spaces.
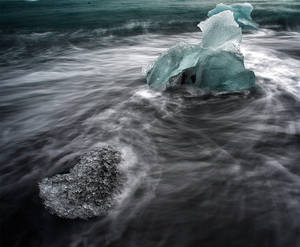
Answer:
xmin=198 ymin=10 xmax=242 ymax=50
xmin=208 ymin=3 xmax=258 ymax=29
xmin=146 ymin=11 xmax=255 ymax=92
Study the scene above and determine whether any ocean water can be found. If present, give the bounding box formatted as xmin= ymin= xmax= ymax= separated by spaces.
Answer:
xmin=1 ymin=0 xmax=300 ymax=247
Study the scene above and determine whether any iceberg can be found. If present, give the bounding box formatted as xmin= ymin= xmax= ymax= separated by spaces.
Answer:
xmin=39 ymin=146 xmax=124 ymax=219
xmin=208 ymin=3 xmax=258 ymax=29
xmin=146 ymin=11 xmax=255 ymax=92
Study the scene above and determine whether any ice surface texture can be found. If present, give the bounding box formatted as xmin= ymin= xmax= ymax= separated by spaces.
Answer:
xmin=198 ymin=10 xmax=242 ymax=50
xmin=208 ymin=3 xmax=258 ymax=29
xmin=146 ymin=10 xmax=255 ymax=92
xmin=39 ymin=146 xmax=124 ymax=219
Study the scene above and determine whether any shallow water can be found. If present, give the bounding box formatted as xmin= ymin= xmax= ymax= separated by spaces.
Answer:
xmin=1 ymin=1 xmax=300 ymax=247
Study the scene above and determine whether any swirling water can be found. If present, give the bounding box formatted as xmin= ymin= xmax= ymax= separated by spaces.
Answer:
xmin=1 ymin=1 xmax=300 ymax=247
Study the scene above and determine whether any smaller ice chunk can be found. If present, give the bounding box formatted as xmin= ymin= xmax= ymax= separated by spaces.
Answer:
xmin=208 ymin=3 xmax=258 ymax=29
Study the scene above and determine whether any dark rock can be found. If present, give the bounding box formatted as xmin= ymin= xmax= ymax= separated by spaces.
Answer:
xmin=39 ymin=145 xmax=124 ymax=219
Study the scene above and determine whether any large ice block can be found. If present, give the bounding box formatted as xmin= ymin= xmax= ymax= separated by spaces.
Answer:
xmin=146 ymin=10 xmax=255 ymax=92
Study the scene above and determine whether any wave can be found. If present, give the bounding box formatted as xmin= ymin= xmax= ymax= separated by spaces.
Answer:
xmin=254 ymin=5 xmax=300 ymax=30
xmin=1 ymin=0 xmax=300 ymax=37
